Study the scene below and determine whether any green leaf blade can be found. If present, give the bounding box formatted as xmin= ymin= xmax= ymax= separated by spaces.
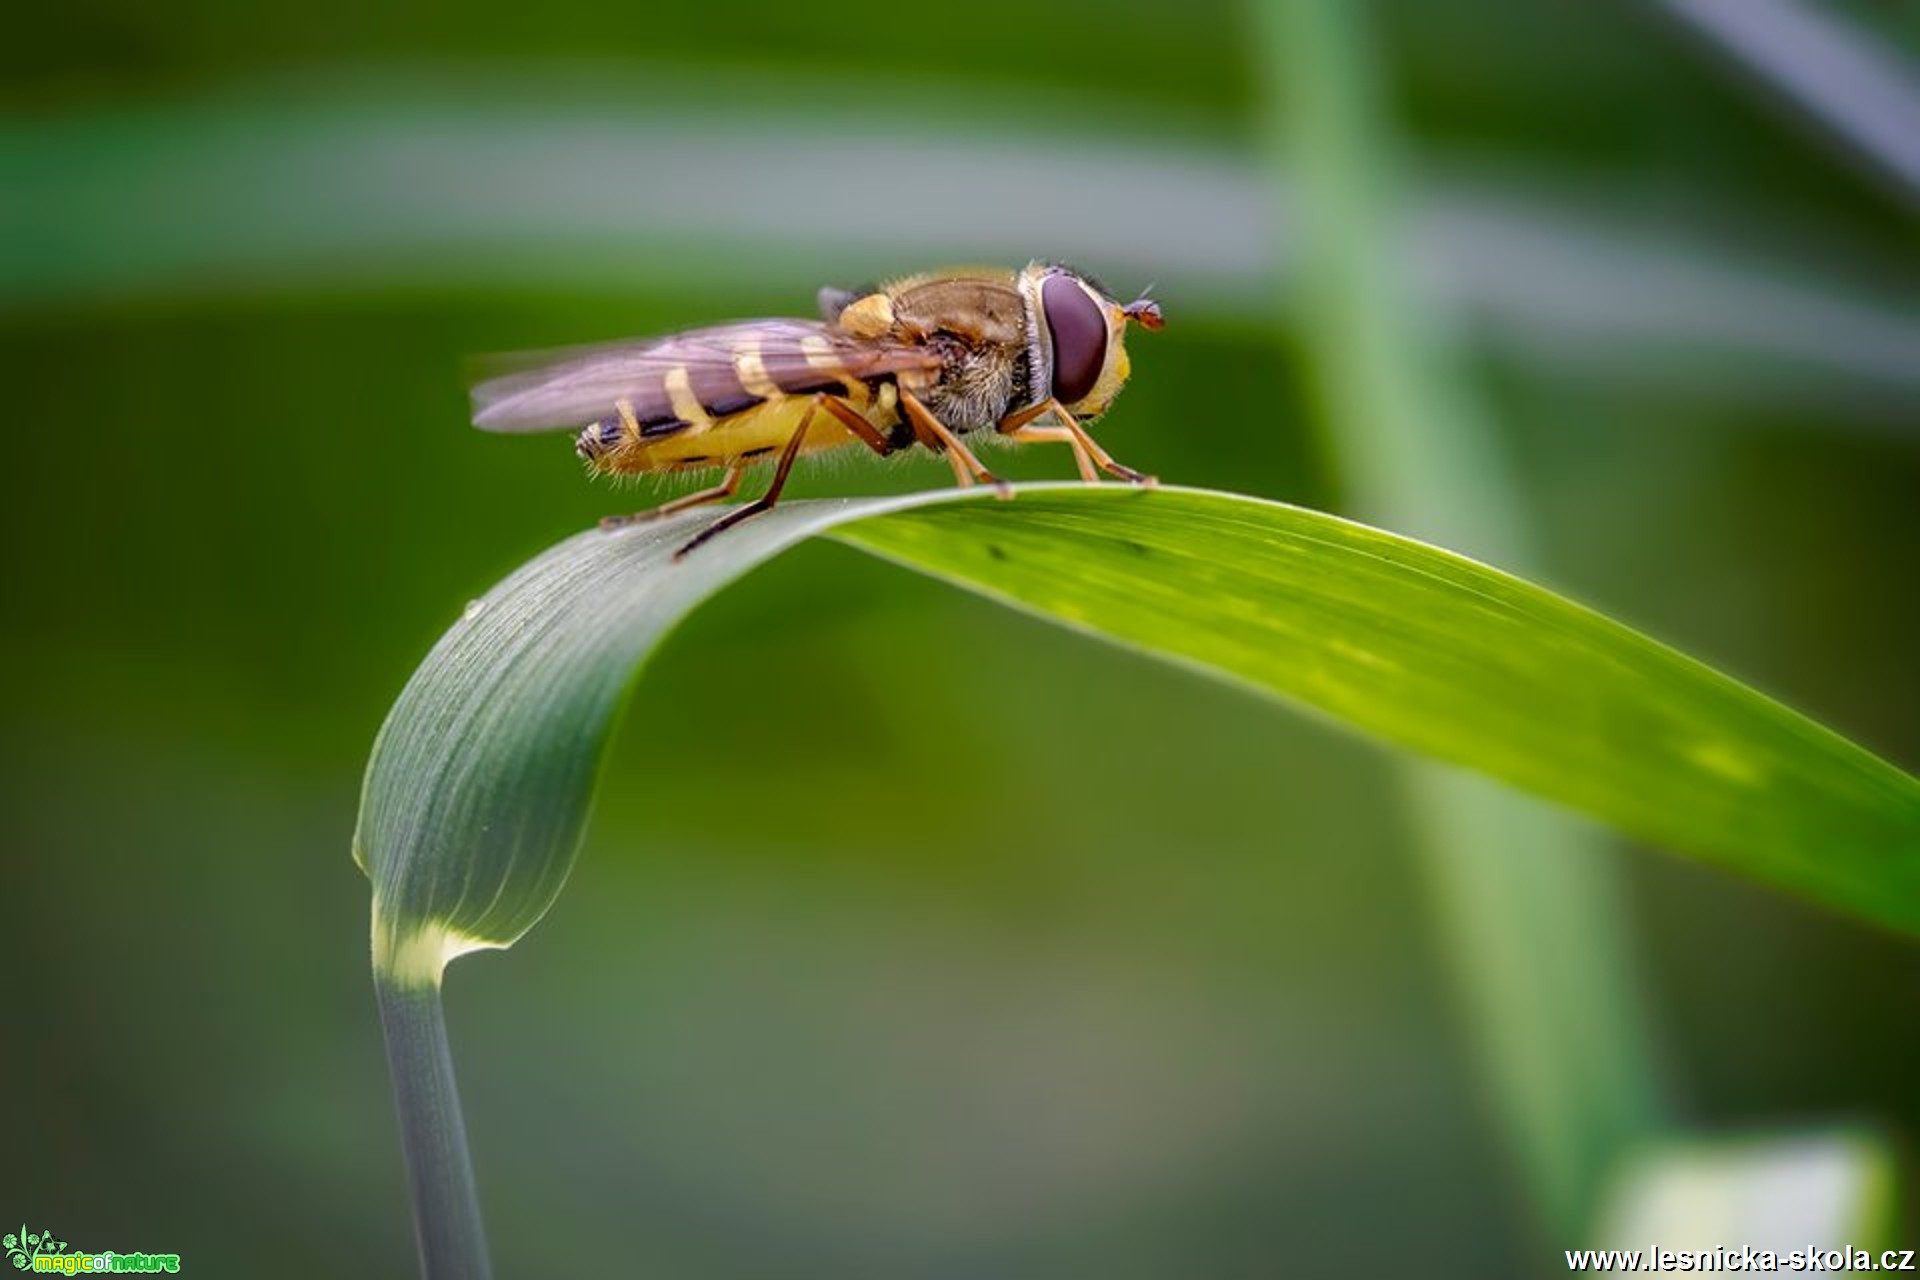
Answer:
xmin=355 ymin=484 xmax=1920 ymax=987
xmin=354 ymin=493 xmax=964 ymax=983
xmin=836 ymin=489 xmax=1920 ymax=931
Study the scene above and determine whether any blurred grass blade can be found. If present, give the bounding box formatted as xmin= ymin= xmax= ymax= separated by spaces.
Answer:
xmin=1653 ymin=0 xmax=1920 ymax=207
xmin=1257 ymin=0 xmax=1662 ymax=1234
xmin=357 ymin=484 xmax=1920 ymax=981
xmin=9 ymin=79 xmax=1920 ymax=409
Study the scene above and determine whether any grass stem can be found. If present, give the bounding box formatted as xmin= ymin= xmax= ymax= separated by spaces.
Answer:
xmin=376 ymin=975 xmax=494 ymax=1280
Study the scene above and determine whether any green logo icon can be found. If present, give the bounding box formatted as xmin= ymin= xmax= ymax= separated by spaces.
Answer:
xmin=3 ymin=1226 xmax=180 ymax=1274
xmin=5 ymin=1228 xmax=70 ymax=1271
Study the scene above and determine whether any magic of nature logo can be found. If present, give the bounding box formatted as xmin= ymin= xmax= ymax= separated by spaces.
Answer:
xmin=5 ymin=1225 xmax=181 ymax=1274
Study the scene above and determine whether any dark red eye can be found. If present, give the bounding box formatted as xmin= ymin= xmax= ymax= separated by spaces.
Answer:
xmin=1043 ymin=274 xmax=1108 ymax=404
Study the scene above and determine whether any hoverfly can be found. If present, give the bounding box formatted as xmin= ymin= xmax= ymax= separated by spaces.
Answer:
xmin=471 ymin=262 xmax=1163 ymax=556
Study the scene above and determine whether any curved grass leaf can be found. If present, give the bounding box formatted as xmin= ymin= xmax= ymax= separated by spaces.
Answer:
xmin=356 ymin=483 xmax=1920 ymax=986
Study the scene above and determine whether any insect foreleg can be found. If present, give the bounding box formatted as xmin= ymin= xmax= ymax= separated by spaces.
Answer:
xmin=1038 ymin=401 xmax=1155 ymax=486
xmin=1002 ymin=424 xmax=1097 ymax=483
xmin=995 ymin=400 xmax=1052 ymax=434
xmin=899 ymin=389 xmax=1012 ymax=497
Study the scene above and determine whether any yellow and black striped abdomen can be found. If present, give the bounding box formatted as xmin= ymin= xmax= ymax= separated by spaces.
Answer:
xmin=576 ymin=320 xmax=931 ymax=475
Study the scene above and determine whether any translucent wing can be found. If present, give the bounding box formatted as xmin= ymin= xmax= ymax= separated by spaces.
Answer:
xmin=470 ymin=319 xmax=941 ymax=435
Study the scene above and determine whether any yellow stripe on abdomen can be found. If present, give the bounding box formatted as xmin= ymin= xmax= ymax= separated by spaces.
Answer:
xmin=663 ymin=366 xmax=714 ymax=432
xmin=734 ymin=338 xmax=781 ymax=399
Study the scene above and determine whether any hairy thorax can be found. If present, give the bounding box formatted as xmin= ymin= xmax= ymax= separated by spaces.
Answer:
xmin=920 ymin=334 xmax=1025 ymax=432
xmin=881 ymin=272 xmax=1033 ymax=433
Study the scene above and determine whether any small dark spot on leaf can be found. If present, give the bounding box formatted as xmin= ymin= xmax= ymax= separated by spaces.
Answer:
xmin=1122 ymin=540 xmax=1151 ymax=557
xmin=986 ymin=544 xmax=1008 ymax=561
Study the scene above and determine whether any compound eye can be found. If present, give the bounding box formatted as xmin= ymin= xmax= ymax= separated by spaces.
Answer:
xmin=1043 ymin=274 xmax=1108 ymax=405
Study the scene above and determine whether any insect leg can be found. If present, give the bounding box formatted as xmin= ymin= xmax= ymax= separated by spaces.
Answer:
xmin=1001 ymin=424 xmax=1097 ymax=483
xmin=995 ymin=401 xmax=1052 ymax=434
xmin=599 ymin=463 xmax=744 ymax=530
xmin=673 ymin=398 xmax=817 ymax=559
xmin=1043 ymin=401 xmax=1156 ymax=486
xmin=898 ymin=389 xmax=1013 ymax=497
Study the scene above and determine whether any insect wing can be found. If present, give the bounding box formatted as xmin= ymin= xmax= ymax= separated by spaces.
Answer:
xmin=470 ymin=320 xmax=939 ymax=435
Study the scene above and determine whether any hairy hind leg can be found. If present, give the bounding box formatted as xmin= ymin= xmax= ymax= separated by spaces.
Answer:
xmin=600 ymin=464 xmax=743 ymax=530
xmin=605 ymin=392 xmax=894 ymax=545
xmin=672 ymin=397 xmax=823 ymax=559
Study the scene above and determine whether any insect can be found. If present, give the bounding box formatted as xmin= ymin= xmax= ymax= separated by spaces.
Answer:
xmin=471 ymin=262 xmax=1163 ymax=556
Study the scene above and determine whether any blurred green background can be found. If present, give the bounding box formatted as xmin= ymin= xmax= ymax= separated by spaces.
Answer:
xmin=5 ymin=1 xmax=1918 ymax=1274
